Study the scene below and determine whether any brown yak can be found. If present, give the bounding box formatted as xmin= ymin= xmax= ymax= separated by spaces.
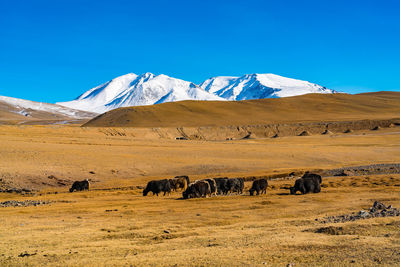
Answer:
xmin=169 ymin=176 xmax=188 ymax=191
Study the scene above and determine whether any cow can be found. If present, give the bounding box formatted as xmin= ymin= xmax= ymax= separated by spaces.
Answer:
xmin=214 ymin=177 xmax=229 ymax=195
xmin=204 ymin=178 xmax=217 ymax=196
xmin=226 ymin=178 xmax=244 ymax=194
xmin=290 ymin=177 xmax=321 ymax=195
xmin=249 ymin=178 xmax=268 ymax=196
xmin=143 ymin=179 xmax=171 ymax=196
xmin=69 ymin=179 xmax=89 ymax=192
xmin=169 ymin=176 xmax=188 ymax=191
xmin=182 ymin=180 xmax=210 ymax=199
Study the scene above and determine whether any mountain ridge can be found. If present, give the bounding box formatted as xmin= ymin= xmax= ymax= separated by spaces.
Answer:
xmin=57 ymin=72 xmax=335 ymax=113
xmin=83 ymin=91 xmax=400 ymax=128
xmin=57 ymin=72 xmax=225 ymax=113
xmin=200 ymin=73 xmax=334 ymax=100
xmin=0 ymin=95 xmax=97 ymax=124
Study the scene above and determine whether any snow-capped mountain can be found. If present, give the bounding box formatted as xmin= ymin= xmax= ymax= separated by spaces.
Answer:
xmin=199 ymin=76 xmax=238 ymax=94
xmin=0 ymin=95 xmax=96 ymax=119
xmin=199 ymin=73 xmax=335 ymax=100
xmin=57 ymin=72 xmax=335 ymax=113
xmin=57 ymin=72 xmax=225 ymax=113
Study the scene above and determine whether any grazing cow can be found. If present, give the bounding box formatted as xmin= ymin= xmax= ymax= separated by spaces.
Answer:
xmin=143 ymin=179 xmax=171 ymax=196
xmin=182 ymin=181 xmax=210 ymax=199
xmin=249 ymin=178 xmax=268 ymax=196
xmin=226 ymin=178 xmax=244 ymax=194
xmin=204 ymin=178 xmax=217 ymax=196
xmin=69 ymin=179 xmax=89 ymax=192
xmin=290 ymin=177 xmax=321 ymax=195
xmin=169 ymin=177 xmax=188 ymax=191
xmin=214 ymin=177 xmax=229 ymax=195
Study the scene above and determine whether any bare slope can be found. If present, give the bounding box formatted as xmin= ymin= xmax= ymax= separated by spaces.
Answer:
xmin=0 ymin=97 xmax=97 ymax=125
xmin=84 ymin=92 xmax=400 ymax=127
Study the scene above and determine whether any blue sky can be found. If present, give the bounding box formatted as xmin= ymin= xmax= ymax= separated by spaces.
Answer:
xmin=0 ymin=0 xmax=399 ymax=103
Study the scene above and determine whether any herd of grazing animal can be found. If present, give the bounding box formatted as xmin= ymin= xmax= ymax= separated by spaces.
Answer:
xmin=68 ymin=172 xmax=323 ymax=199
xmin=140 ymin=172 xmax=323 ymax=199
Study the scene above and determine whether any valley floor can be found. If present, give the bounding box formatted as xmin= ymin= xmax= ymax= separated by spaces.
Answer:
xmin=1 ymin=175 xmax=400 ymax=266
xmin=0 ymin=125 xmax=400 ymax=266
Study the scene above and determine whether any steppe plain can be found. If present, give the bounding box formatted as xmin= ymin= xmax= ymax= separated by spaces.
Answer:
xmin=1 ymin=92 xmax=400 ymax=266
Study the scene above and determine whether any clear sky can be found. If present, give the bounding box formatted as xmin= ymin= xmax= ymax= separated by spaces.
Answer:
xmin=0 ymin=0 xmax=399 ymax=103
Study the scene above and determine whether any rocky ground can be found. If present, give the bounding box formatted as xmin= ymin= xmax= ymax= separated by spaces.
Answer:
xmin=325 ymin=163 xmax=400 ymax=177
xmin=318 ymin=201 xmax=400 ymax=223
xmin=0 ymin=200 xmax=51 ymax=208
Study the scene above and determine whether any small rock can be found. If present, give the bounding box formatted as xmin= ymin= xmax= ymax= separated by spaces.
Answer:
xmin=18 ymin=252 xmax=36 ymax=257
xmin=163 ymin=230 xmax=170 ymax=234
xmin=359 ymin=210 xmax=370 ymax=218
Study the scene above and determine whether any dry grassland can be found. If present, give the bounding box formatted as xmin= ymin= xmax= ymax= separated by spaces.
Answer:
xmin=1 ymin=175 xmax=400 ymax=266
xmin=0 ymin=124 xmax=400 ymax=266
xmin=0 ymin=125 xmax=399 ymax=190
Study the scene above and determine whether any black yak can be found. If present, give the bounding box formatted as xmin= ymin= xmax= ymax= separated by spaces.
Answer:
xmin=249 ymin=178 xmax=268 ymax=196
xmin=182 ymin=181 xmax=210 ymax=199
xmin=290 ymin=176 xmax=321 ymax=195
xmin=143 ymin=179 xmax=171 ymax=196
xmin=69 ymin=180 xmax=89 ymax=192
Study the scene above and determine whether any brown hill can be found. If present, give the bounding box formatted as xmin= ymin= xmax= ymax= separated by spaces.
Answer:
xmin=83 ymin=92 xmax=400 ymax=128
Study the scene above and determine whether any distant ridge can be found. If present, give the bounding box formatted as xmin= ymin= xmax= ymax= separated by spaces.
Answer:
xmin=200 ymin=73 xmax=334 ymax=100
xmin=57 ymin=72 xmax=334 ymax=113
xmin=0 ymin=95 xmax=96 ymax=124
xmin=83 ymin=91 xmax=400 ymax=128
xmin=57 ymin=73 xmax=224 ymax=113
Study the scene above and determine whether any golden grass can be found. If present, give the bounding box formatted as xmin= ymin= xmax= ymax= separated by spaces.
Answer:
xmin=1 ymin=175 xmax=400 ymax=266
xmin=0 ymin=122 xmax=400 ymax=266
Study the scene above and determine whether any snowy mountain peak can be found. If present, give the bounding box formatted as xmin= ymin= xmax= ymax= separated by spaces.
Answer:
xmin=57 ymin=72 xmax=225 ymax=113
xmin=200 ymin=76 xmax=238 ymax=94
xmin=57 ymin=72 xmax=334 ymax=113
xmin=136 ymin=72 xmax=155 ymax=81
xmin=200 ymin=73 xmax=335 ymax=100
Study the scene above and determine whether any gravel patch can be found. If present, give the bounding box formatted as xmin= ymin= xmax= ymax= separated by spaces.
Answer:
xmin=325 ymin=163 xmax=400 ymax=177
xmin=318 ymin=201 xmax=400 ymax=223
xmin=0 ymin=200 xmax=51 ymax=208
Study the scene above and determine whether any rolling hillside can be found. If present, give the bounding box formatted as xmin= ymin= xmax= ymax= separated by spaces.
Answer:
xmin=83 ymin=92 xmax=400 ymax=127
